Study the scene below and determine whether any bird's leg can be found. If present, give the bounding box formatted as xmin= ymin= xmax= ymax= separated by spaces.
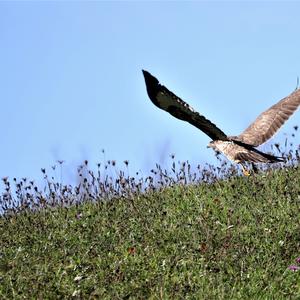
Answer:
xmin=251 ymin=163 xmax=259 ymax=174
xmin=241 ymin=163 xmax=251 ymax=176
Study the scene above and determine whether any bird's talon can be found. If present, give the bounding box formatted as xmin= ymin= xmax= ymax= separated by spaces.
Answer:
xmin=243 ymin=169 xmax=251 ymax=176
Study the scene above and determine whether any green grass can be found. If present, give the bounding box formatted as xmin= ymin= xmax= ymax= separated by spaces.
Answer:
xmin=1 ymin=165 xmax=300 ymax=299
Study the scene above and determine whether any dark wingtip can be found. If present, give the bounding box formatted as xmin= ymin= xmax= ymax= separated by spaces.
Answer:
xmin=142 ymin=69 xmax=149 ymax=78
xmin=142 ymin=69 xmax=158 ymax=84
xmin=142 ymin=70 xmax=160 ymax=101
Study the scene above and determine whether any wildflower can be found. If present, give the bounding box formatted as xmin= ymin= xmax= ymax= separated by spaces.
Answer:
xmin=1 ymin=177 xmax=8 ymax=184
xmin=295 ymin=257 xmax=300 ymax=264
xmin=288 ymin=265 xmax=300 ymax=271
xmin=74 ymin=275 xmax=83 ymax=282
xmin=127 ymin=247 xmax=136 ymax=255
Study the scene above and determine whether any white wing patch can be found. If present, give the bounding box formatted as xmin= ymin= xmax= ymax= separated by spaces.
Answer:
xmin=157 ymin=91 xmax=196 ymax=112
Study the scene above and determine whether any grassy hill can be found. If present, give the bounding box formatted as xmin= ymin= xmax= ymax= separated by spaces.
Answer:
xmin=1 ymin=160 xmax=300 ymax=299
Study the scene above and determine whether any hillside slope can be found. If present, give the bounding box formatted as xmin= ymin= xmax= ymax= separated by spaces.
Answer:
xmin=1 ymin=166 xmax=300 ymax=299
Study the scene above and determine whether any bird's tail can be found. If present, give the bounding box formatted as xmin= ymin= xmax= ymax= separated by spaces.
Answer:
xmin=233 ymin=140 xmax=284 ymax=163
xmin=257 ymin=150 xmax=284 ymax=163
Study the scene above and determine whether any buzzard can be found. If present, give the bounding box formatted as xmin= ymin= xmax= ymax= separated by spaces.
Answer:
xmin=142 ymin=70 xmax=300 ymax=174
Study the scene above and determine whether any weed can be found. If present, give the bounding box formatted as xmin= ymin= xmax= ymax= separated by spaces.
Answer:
xmin=0 ymin=130 xmax=299 ymax=298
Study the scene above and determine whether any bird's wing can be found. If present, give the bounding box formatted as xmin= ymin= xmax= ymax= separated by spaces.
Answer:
xmin=142 ymin=70 xmax=227 ymax=141
xmin=238 ymin=88 xmax=300 ymax=146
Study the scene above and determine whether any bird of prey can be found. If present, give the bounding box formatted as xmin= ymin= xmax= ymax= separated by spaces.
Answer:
xmin=142 ymin=70 xmax=300 ymax=174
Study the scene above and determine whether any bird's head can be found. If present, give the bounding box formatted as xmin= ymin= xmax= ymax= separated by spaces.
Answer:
xmin=207 ymin=141 xmax=217 ymax=150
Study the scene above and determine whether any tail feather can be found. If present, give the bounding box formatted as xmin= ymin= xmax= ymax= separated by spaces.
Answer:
xmin=257 ymin=150 xmax=284 ymax=163
xmin=233 ymin=139 xmax=284 ymax=163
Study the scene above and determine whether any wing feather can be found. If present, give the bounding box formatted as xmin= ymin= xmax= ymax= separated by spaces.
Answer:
xmin=142 ymin=70 xmax=227 ymax=141
xmin=238 ymin=88 xmax=300 ymax=146
xmin=234 ymin=148 xmax=283 ymax=163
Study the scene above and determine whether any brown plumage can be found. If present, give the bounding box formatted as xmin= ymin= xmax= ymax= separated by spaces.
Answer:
xmin=142 ymin=70 xmax=300 ymax=166
xmin=236 ymin=90 xmax=300 ymax=146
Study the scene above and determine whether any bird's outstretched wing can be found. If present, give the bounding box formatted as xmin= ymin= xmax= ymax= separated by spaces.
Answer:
xmin=238 ymin=88 xmax=300 ymax=146
xmin=142 ymin=70 xmax=227 ymax=141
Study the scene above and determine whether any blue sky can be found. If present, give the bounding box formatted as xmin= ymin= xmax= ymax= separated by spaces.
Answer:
xmin=1 ymin=1 xmax=300 ymax=184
